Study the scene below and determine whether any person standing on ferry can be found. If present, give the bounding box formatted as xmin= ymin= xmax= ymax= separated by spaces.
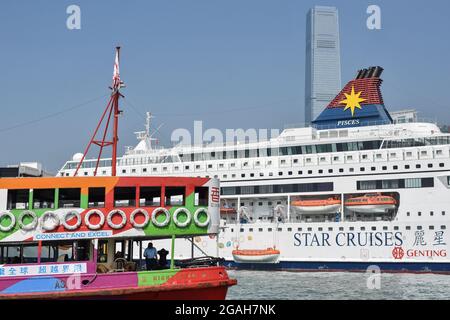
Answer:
xmin=144 ymin=242 xmax=157 ymax=270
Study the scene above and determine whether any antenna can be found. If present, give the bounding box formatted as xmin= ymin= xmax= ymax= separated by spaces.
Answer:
xmin=74 ymin=46 xmax=125 ymax=177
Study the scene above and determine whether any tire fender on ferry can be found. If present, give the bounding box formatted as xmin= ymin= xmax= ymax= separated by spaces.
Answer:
xmin=18 ymin=210 xmax=38 ymax=231
xmin=193 ymin=208 xmax=210 ymax=227
xmin=85 ymin=209 xmax=105 ymax=230
xmin=62 ymin=210 xmax=82 ymax=230
xmin=0 ymin=211 xmax=16 ymax=232
xmin=130 ymin=209 xmax=150 ymax=229
xmin=151 ymin=207 xmax=171 ymax=228
xmin=107 ymin=209 xmax=127 ymax=229
xmin=41 ymin=211 xmax=60 ymax=231
xmin=173 ymin=208 xmax=192 ymax=228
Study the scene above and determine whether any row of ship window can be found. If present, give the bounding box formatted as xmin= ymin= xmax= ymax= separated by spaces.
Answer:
xmin=67 ymin=161 xmax=446 ymax=178
xmin=226 ymin=225 xmax=447 ymax=233
xmin=63 ymin=137 xmax=450 ymax=171
xmin=6 ymin=186 xmax=209 ymax=210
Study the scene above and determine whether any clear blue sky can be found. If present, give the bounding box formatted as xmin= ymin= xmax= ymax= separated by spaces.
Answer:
xmin=1 ymin=0 xmax=450 ymax=172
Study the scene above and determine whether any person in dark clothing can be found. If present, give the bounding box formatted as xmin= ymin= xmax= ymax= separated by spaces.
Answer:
xmin=157 ymin=248 xmax=169 ymax=268
xmin=143 ymin=243 xmax=157 ymax=271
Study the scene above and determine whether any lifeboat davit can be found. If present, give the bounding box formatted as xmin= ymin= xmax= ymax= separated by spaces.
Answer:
xmin=291 ymin=198 xmax=341 ymax=214
xmin=344 ymin=193 xmax=397 ymax=213
xmin=232 ymin=248 xmax=280 ymax=263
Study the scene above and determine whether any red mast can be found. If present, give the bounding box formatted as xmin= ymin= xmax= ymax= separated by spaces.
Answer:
xmin=74 ymin=47 xmax=124 ymax=177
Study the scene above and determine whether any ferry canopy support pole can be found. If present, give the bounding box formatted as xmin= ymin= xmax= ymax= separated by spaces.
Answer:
xmin=170 ymin=235 xmax=176 ymax=269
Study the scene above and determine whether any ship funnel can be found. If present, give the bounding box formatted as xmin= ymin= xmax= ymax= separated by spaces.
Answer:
xmin=371 ymin=66 xmax=383 ymax=78
xmin=355 ymin=69 xmax=365 ymax=79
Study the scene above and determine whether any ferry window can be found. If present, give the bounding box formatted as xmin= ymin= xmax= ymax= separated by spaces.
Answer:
xmin=407 ymin=212 xmax=410 ymax=216
xmin=417 ymin=226 xmax=422 ymax=230
xmin=439 ymin=163 xmax=444 ymax=167
xmin=140 ymin=187 xmax=161 ymax=206
xmin=418 ymin=212 xmax=422 ymax=216
xmin=75 ymin=240 xmax=91 ymax=261
xmin=307 ymin=227 xmax=312 ymax=231
xmin=97 ymin=240 xmax=109 ymax=263
xmin=339 ymin=168 xmax=344 ymax=173
xmin=278 ymin=172 xmax=283 ymax=176
xmin=288 ymin=171 xmax=292 ymax=176
xmin=442 ymin=211 xmax=446 ymax=216
xmin=416 ymin=164 xmax=421 ymax=169
xmin=278 ymin=228 xmax=282 ymax=232
xmin=428 ymin=163 xmax=433 ymax=168
xmin=241 ymin=174 xmax=245 ymax=178
xmin=33 ymin=189 xmax=55 ymax=209
xmin=298 ymin=171 xmax=303 ymax=175
xmin=360 ymin=167 xmax=365 ymax=172
xmin=240 ymin=228 xmax=244 ymax=232
xmin=88 ymin=187 xmax=105 ymax=208
xmin=441 ymin=225 xmax=446 ymax=230
xmin=250 ymin=173 xmax=255 ymax=177
xmin=360 ymin=227 xmax=366 ymax=231
xmin=58 ymin=188 xmax=81 ymax=208
xmin=349 ymin=227 xmax=354 ymax=231
xmin=194 ymin=187 xmax=208 ymax=206
xmin=258 ymin=228 xmax=263 ymax=232
xmin=114 ymin=187 xmax=136 ymax=207
xmin=165 ymin=187 xmax=185 ymax=206
xmin=0 ymin=245 xmax=21 ymax=264
xmin=318 ymin=170 xmax=323 ymax=174
xmin=430 ymin=211 xmax=434 ymax=216
xmin=405 ymin=165 xmax=410 ymax=169
xmin=7 ymin=189 xmax=29 ymax=210
xmin=371 ymin=167 xmax=376 ymax=171
xmin=349 ymin=168 xmax=354 ymax=172
xmin=328 ymin=169 xmax=333 ymax=173
xmin=383 ymin=226 xmax=388 ymax=231
xmin=394 ymin=226 xmax=399 ymax=231
xmin=143 ymin=168 xmax=147 ymax=173
xmin=328 ymin=227 xmax=333 ymax=231
xmin=429 ymin=226 xmax=435 ymax=230
xmin=308 ymin=170 xmax=312 ymax=174
xmin=406 ymin=226 xmax=411 ymax=230
xmin=382 ymin=166 xmax=387 ymax=170
xmin=339 ymin=227 xmax=344 ymax=231
xmin=371 ymin=227 xmax=376 ymax=231
xmin=122 ymin=169 xmax=126 ymax=174
xmin=268 ymin=228 xmax=272 ymax=232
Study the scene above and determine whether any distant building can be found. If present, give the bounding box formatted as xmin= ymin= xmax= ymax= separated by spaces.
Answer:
xmin=390 ymin=109 xmax=418 ymax=124
xmin=0 ymin=162 xmax=50 ymax=178
xmin=305 ymin=6 xmax=342 ymax=125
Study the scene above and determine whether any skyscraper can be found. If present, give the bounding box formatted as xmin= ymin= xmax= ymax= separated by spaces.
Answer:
xmin=305 ymin=6 xmax=342 ymax=124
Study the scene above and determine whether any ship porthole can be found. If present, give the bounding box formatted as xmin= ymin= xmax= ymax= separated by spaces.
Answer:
xmin=130 ymin=209 xmax=149 ymax=229
xmin=84 ymin=209 xmax=105 ymax=230
xmin=151 ymin=207 xmax=170 ymax=228
xmin=18 ymin=210 xmax=38 ymax=231
xmin=62 ymin=210 xmax=82 ymax=230
xmin=193 ymin=208 xmax=210 ymax=228
xmin=107 ymin=209 xmax=127 ymax=229
xmin=0 ymin=212 xmax=16 ymax=232
xmin=173 ymin=208 xmax=192 ymax=228
xmin=41 ymin=211 xmax=60 ymax=231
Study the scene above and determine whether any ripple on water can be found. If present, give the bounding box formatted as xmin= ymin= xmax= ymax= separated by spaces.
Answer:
xmin=226 ymin=270 xmax=450 ymax=300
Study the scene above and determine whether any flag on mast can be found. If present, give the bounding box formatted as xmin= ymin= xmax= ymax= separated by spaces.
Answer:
xmin=112 ymin=47 xmax=120 ymax=89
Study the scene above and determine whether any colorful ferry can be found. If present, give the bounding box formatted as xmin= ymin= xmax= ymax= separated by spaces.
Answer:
xmin=0 ymin=176 xmax=236 ymax=299
xmin=0 ymin=47 xmax=236 ymax=299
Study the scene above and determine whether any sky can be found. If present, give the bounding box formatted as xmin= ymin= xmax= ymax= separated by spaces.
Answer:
xmin=1 ymin=0 xmax=450 ymax=173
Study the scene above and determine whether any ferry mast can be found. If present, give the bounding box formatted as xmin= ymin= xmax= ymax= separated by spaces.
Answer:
xmin=74 ymin=46 xmax=125 ymax=177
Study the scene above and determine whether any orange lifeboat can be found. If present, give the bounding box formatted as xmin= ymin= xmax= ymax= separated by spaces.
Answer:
xmin=291 ymin=197 xmax=341 ymax=214
xmin=345 ymin=193 xmax=397 ymax=213
xmin=220 ymin=207 xmax=237 ymax=215
xmin=232 ymin=248 xmax=280 ymax=263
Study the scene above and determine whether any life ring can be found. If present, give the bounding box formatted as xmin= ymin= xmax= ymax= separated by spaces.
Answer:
xmin=84 ymin=209 xmax=105 ymax=230
xmin=62 ymin=210 xmax=82 ymax=230
xmin=151 ymin=207 xmax=170 ymax=228
xmin=0 ymin=211 xmax=16 ymax=232
xmin=173 ymin=208 xmax=192 ymax=228
xmin=18 ymin=210 xmax=38 ymax=231
xmin=130 ymin=209 xmax=149 ymax=229
xmin=193 ymin=208 xmax=210 ymax=227
xmin=107 ymin=209 xmax=127 ymax=229
xmin=41 ymin=211 xmax=60 ymax=231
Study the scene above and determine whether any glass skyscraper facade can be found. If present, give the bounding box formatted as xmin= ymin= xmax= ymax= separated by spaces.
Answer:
xmin=305 ymin=6 xmax=342 ymax=124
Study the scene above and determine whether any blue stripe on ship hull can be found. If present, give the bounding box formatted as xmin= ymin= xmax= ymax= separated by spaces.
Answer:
xmin=222 ymin=260 xmax=450 ymax=273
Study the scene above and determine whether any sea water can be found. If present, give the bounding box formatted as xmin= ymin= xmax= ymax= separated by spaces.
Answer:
xmin=226 ymin=270 xmax=450 ymax=300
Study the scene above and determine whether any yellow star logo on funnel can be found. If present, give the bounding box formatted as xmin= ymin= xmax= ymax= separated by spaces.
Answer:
xmin=339 ymin=86 xmax=366 ymax=117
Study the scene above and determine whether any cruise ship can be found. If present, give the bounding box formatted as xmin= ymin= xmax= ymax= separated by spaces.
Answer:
xmin=58 ymin=66 xmax=450 ymax=273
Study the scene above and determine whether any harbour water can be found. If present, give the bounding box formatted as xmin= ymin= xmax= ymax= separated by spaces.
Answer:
xmin=226 ymin=270 xmax=450 ymax=300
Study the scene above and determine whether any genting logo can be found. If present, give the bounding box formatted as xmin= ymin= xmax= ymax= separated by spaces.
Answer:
xmin=392 ymin=247 xmax=404 ymax=260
